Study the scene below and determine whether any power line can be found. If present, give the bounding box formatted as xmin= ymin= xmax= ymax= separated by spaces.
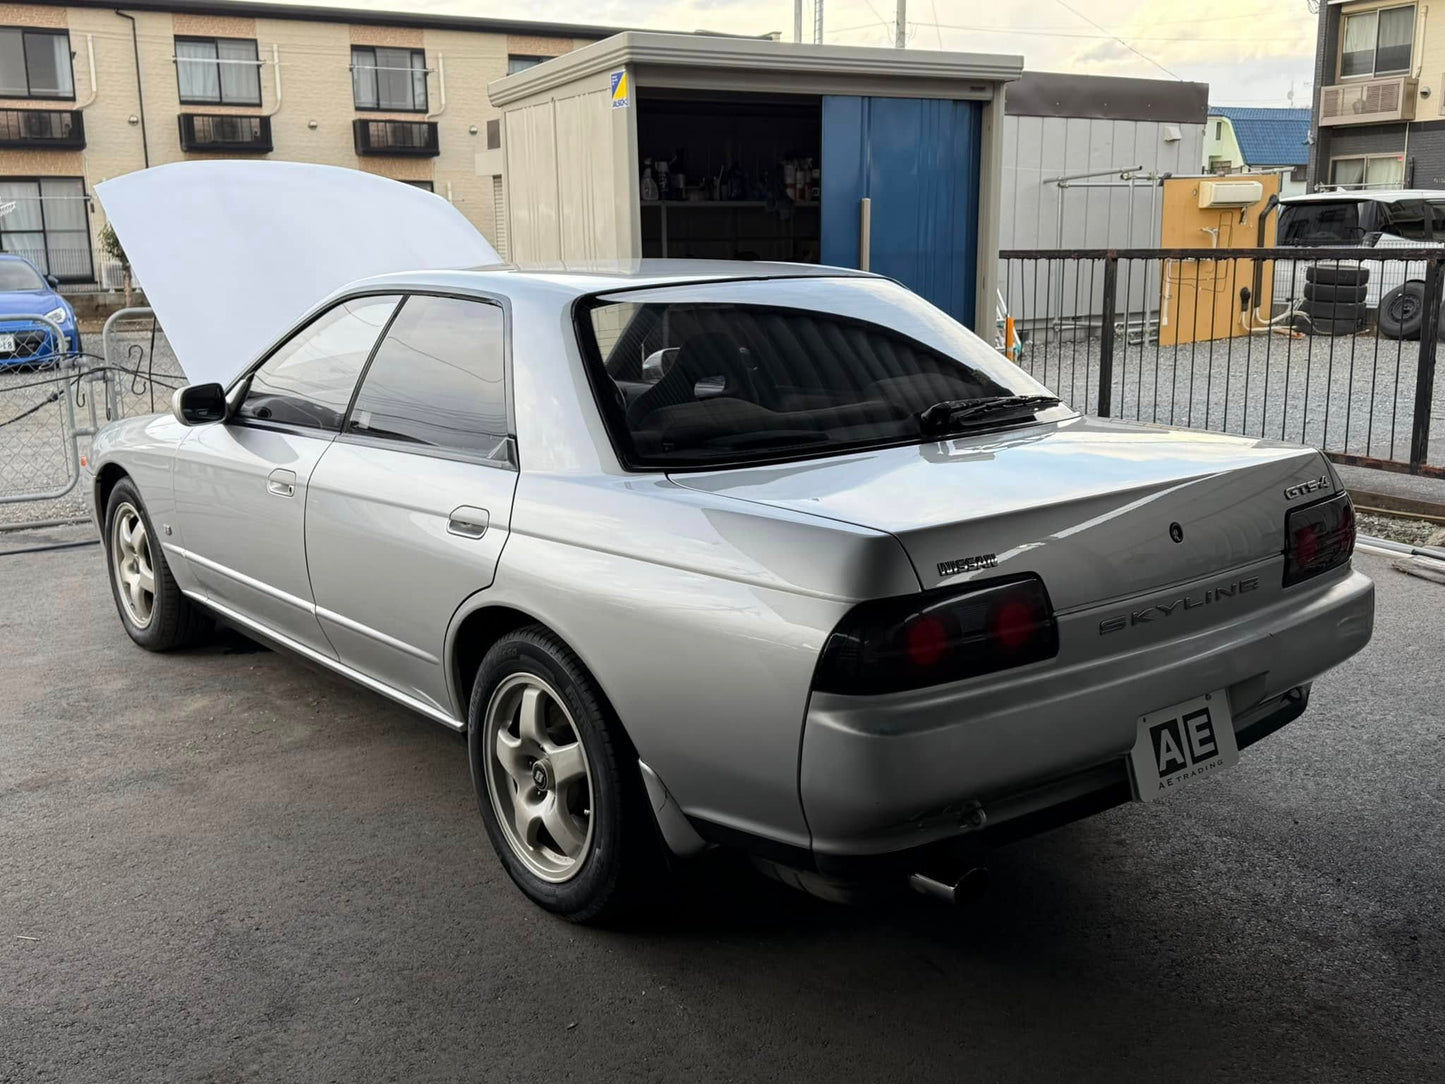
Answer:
xmin=911 ymin=22 xmax=1311 ymax=44
xmin=1051 ymin=0 xmax=1184 ymax=79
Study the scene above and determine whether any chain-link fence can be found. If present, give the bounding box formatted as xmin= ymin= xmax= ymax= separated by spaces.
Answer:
xmin=0 ymin=308 xmax=182 ymax=529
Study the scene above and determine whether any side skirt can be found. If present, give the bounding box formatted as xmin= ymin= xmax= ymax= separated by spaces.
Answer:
xmin=188 ymin=590 xmax=465 ymax=732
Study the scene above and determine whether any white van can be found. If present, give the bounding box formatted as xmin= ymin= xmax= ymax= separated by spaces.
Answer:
xmin=1274 ymin=190 xmax=1445 ymax=334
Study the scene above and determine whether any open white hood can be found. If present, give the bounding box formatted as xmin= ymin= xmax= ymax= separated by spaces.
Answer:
xmin=96 ymin=162 xmax=499 ymax=387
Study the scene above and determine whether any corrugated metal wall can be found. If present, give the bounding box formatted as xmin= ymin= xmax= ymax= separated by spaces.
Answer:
xmin=1000 ymin=116 xmax=1204 ymax=332
xmin=503 ymin=88 xmax=623 ymax=264
xmin=1000 ymin=116 xmax=1204 ymax=250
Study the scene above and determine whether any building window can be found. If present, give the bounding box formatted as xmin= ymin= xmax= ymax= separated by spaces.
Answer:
xmin=175 ymin=37 xmax=261 ymax=106
xmin=507 ymin=55 xmax=548 ymax=75
xmin=1290 ymin=165 xmax=1307 ymax=183
xmin=1341 ymin=4 xmax=1415 ymax=78
xmin=1330 ymin=153 xmax=1405 ymax=188
xmin=0 ymin=28 xmax=74 ymax=100
xmin=486 ymin=118 xmax=500 ymax=149
xmin=402 ymin=180 xmax=433 ymax=191
xmin=178 ymin=113 xmax=272 ymax=153
xmin=0 ymin=177 xmax=92 ymax=282
xmin=352 ymin=46 xmax=427 ymax=112
xmin=352 ymin=119 xmax=439 ymax=156
xmin=1214 ymin=120 xmax=1222 ymax=139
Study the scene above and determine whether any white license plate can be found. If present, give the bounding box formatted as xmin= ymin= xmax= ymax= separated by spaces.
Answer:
xmin=0 ymin=334 xmax=15 ymax=353
xmin=1128 ymin=691 xmax=1239 ymax=803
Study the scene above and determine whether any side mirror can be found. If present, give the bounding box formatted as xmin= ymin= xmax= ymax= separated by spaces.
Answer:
xmin=45 ymin=274 xmax=59 ymax=288
xmin=640 ymin=347 xmax=679 ymax=384
xmin=170 ymin=382 xmax=227 ymax=425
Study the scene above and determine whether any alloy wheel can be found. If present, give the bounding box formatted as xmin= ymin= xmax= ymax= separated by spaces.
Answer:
xmin=111 ymin=502 xmax=156 ymax=629
xmin=483 ymin=674 xmax=595 ymax=882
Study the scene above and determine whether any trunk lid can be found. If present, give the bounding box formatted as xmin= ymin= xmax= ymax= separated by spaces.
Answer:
xmin=670 ymin=415 xmax=1334 ymax=611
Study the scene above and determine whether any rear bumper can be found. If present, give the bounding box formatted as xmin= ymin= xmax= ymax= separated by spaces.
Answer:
xmin=799 ymin=565 xmax=1375 ymax=858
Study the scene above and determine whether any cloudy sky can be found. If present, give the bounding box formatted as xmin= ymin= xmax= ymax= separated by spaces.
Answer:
xmin=306 ymin=0 xmax=1318 ymax=107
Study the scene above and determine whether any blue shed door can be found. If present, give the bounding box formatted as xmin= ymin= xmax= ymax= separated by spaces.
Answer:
xmin=821 ymin=96 xmax=982 ymax=328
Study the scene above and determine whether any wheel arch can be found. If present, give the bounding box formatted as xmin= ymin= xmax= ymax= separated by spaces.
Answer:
xmin=94 ymin=461 xmax=130 ymax=521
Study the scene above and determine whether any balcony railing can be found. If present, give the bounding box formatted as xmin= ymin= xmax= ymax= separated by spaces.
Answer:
xmin=0 ymin=109 xmax=85 ymax=149
xmin=177 ymin=113 xmax=272 ymax=153
xmin=1319 ymin=76 xmax=1417 ymax=127
xmin=353 ymin=119 xmax=439 ymax=157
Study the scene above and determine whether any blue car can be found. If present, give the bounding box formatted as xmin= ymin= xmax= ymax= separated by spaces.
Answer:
xmin=0 ymin=253 xmax=80 ymax=368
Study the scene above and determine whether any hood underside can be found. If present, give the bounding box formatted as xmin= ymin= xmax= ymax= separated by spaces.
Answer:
xmin=95 ymin=161 xmax=498 ymax=387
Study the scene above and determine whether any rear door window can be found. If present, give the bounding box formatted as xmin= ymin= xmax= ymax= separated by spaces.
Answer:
xmin=344 ymin=294 xmax=510 ymax=461
xmin=1378 ymin=199 xmax=1432 ymax=240
xmin=239 ymin=295 xmax=401 ymax=430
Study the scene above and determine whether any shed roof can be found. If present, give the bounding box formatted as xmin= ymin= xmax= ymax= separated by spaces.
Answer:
xmin=1210 ymin=107 xmax=1311 ymax=168
xmin=489 ymin=32 xmax=1022 ymax=107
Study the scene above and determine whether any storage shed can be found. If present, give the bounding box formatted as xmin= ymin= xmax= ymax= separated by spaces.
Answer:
xmin=487 ymin=33 xmax=1022 ymax=333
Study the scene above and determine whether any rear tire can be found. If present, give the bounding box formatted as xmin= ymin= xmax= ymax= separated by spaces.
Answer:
xmin=104 ymin=478 xmax=210 ymax=650
xmin=1378 ymin=282 xmax=1425 ymax=340
xmin=467 ymin=625 xmax=662 ymax=923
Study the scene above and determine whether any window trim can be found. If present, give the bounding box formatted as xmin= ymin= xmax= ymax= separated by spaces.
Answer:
xmin=0 ymin=174 xmax=93 ymax=283
xmin=228 ymin=287 xmax=517 ymax=462
xmin=229 ymin=292 xmax=405 ymax=436
xmin=1337 ymin=3 xmax=1417 ymax=81
xmin=336 ymin=290 xmax=517 ymax=469
xmin=0 ymin=27 xmax=75 ymax=101
xmin=174 ymin=35 xmax=262 ymax=107
xmin=350 ymin=45 xmax=429 ymax=114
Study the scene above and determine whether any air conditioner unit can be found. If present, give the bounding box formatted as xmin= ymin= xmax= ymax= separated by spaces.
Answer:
xmin=1319 ymin=77 xmax=1417 ymax=126
xmin=1198 ymin=179 xmax=1263 ymax=208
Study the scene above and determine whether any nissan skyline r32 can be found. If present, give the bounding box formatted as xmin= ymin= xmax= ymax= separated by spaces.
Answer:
xmin=88 ymin=261 xmax=1375 ymax=921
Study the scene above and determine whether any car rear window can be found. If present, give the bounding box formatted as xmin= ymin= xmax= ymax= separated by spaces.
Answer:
xmin=1279 ymin=202 xmax=1363 ymax=245
xmin=576 ymin=277 xmax=1058 ymax=470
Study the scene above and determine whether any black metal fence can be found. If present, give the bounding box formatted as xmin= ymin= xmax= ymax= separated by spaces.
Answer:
xmin=998 ymin=246 xmax=1444 ymax=477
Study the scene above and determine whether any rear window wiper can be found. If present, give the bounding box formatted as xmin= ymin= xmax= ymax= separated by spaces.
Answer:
xmin=917 ymin=395 xmax=1061 ymax=436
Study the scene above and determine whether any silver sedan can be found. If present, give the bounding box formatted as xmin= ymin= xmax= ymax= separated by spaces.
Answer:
xmin=89 ymin=262 xmax=1375 ymax=920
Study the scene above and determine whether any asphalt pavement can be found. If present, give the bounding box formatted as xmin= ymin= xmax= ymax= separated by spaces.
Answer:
xmin=1 ymin=534 xmax=1441 ymax=1082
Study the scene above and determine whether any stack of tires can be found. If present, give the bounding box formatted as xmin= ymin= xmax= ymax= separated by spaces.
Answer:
xmin=1299 ymin=265 xmax=1367 ymax=336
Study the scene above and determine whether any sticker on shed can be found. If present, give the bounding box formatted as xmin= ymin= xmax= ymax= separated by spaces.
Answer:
xmin=610 ymin=70 xmax=629 ymax=109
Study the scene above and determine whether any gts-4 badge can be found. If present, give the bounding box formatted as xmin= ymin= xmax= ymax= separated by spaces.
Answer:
xmin=937 ymin=553 xmax=998 ymax=577
xmin=1284 ymin=476 xmax=1329 ymax=500
xmin=1099 ymin=576 xmax=1260 ymax=635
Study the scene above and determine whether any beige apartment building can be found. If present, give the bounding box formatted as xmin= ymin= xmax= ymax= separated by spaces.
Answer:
xmin=0 ymin=0 xmax=649 ymax=283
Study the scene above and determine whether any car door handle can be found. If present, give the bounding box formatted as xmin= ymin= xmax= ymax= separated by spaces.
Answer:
xmin=447 ymin=506 xmax=489 ymax=539
xmin=266 ymin=468 xmax=296 ymax=498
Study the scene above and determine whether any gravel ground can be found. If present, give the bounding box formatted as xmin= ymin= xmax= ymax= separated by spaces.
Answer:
xmin=0 ymin=540 xmax=1440 ymax=1081
xmin=1356 ymin=511 xmax=1445 ymax=548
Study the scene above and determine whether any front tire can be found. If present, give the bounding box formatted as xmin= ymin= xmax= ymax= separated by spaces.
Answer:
xmin=467 ymin=626 xmax=659 ymax=922
xmin=104 ymin=478 xmax=209 ymax=650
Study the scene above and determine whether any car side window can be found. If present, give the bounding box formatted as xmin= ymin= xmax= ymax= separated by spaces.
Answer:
xmin=344 ymin=294 xmax=509 ymax=459
xmin=238 ymin=295 xmax=402 ymax=431
xmin=1429 ymin=201 xmax=1445 ymax=239
xmin=1379 ymin=199 xmax=1431 ymax=241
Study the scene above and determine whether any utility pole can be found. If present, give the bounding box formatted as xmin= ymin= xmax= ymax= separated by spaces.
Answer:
xmin=895 ymin=0 xmax=906 ymax=47
xmin=795 ymin=0 xmax=803 ymax=43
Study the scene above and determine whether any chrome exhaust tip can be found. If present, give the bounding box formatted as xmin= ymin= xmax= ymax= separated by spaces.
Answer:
xmin=908 ymin=867 xmax=990 ymax=906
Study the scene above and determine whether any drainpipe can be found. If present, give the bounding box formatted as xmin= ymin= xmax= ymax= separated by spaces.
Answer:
xmin=74 ymin=35 xmax=97 ymax=108
xmin=114 ymin=11 xmax=149 ymax=168
xmin=262 ymin=44 xmax=282 ymax=116
xmin=425 ymin=54 xmax=447 ymax=119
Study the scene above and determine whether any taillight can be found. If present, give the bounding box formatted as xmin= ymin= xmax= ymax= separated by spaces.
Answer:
xmin=814 ymin=575 xmax=1059 ymax=696
xmin=1283 ymin=491 xmax=1355 ymax=587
